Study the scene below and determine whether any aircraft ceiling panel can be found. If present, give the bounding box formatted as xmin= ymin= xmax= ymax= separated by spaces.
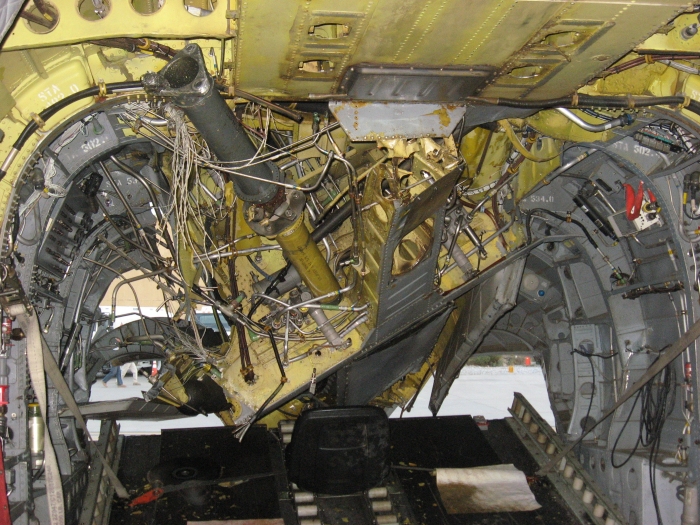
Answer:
xmin=235 ymin=0 xmax=691 ymax=99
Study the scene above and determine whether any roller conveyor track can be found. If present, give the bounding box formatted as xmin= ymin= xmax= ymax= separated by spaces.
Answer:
xmin=107 ymin=413 xmax=585 ymax=525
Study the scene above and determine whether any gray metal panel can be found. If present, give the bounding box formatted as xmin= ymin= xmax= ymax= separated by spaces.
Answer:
xmin=342 ymin=308 xmax=452 ymax=405
xmin=430 ymin=258 xmax=526 ymax=414
xmin=329 ymin=101 xmax=466 ymax=141
xmin=65 ymin=398 xmax=185 ymax=420
xmin=58 ymin=113 xmax=120 ymax=174
xmin=373 ymin=168 xmax=460 ymax=333
xmin=338 ymin=63 xmax=495 ymax=102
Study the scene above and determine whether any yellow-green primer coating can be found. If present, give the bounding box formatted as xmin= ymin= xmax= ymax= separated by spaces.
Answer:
xmin=276 ymin=214 xmax=341 ymax=303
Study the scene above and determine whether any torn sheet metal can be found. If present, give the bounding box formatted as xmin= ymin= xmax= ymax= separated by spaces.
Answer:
xmin=437 ymin=464 xmax=541 ymax=514
xmin=329 ymin=101 xmax=466 ymax=141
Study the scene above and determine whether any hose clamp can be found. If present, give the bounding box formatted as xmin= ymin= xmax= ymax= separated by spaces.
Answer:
xmin=138 ymin=38 xmax=151 ymax=51
xmin=29 ymin=113 xmax=45 ymax=129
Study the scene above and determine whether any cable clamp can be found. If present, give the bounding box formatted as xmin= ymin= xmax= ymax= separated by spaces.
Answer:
xmin=98 ymin=79 xmax=107 ymax=98
xmin=541 ymin=178 xmax=550 ymax=185
xmin=29 ymin=113 xmax=45 ymax=129
xmin=571 ymin=93 xmax=579 ymax=107
xmin=627 ymin=94 xmax=636 ymax=109
xmin=645 ymin=54 xmax=654 ymax=64
xmin=682 ymin=96 xmax=692 ymax=108
xmin=137 ymin=38 xmax=151 ymax=51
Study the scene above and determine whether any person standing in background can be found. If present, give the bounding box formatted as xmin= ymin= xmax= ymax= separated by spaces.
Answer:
xmin=121 ymin=361 xmax=140 ymax=385
xmin=101 ymin=361 xmax=125 ymax=387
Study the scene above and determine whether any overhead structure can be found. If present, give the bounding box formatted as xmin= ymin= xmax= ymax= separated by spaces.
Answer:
xmin=0 ymin=1 xmax=699 ymax=524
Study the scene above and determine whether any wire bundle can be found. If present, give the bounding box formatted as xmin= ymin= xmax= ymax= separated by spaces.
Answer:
xmin=611 ymin=358 xmax=677 ymax=525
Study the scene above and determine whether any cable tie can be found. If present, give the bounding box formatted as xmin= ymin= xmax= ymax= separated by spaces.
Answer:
xmin=98 ymin=79 xmax=107 ymax=98
xmin=627 ymin=94 xmax=636 ymax=109
xmin=682 ymin=96 xmax=692 ymax=108
xmin=645 ymin=54 xmax=654 ymax=64
xmin=571 ymin=93 xmax=579 ymax=107
xmin=29 ymin=113 xmax=45 ymax=129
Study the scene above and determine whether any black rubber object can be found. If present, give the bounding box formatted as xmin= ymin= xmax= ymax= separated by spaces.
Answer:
xmin=285 ymin=406 xmax=390 ymax=495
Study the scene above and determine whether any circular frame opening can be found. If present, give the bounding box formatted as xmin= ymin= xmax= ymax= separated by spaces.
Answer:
xmin=130 ymin=0 xmax=164 ymax=15
xmin=22 ymin=2 xmax=60 ymax=34
xmin=77 ymin=0 xmax=110 ymax=20
xmin=183 ymin=0 xmax=217 ymax=17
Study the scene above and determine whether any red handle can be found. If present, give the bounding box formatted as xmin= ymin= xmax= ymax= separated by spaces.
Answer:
xmin=129 ymin=487 xmax=164 ymax=507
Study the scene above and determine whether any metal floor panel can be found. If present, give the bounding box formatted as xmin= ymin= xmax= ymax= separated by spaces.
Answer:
xmin=107 ymin=416 xmax=581 ymax=525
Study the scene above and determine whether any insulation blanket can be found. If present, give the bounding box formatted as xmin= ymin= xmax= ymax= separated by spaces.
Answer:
xmin=437 ymin=464 xmax=541 ymax=514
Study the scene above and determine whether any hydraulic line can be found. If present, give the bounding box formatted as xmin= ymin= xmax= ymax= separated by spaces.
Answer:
xmin=108 ymin=155 xmax=177 ymax=256
xmin=465 ymin=94 xmax=700 ymax=119
xmin=602 ymin=53 xmax=700 ymax=77
xmin=90 ymin=36 xmax=305 ymax=122
xmin=95 ymin=200 xmax=164 ymax=263
xmin=0 ymin=81 xmax=142 ymax=180
xmin=555 ymin=108 xmax=634 ymax=133
xmin=526 ymin=208 xmax=623 ymax=280
xmin=227 ymin=209 xmax=254 ymax=383
xmin=144 ymin=43 xmax=341 ymax=304
xmin=98 ymin=161 xmax=156 ymax=253
xmin=252 ymin=202 xmax=353 ymax=297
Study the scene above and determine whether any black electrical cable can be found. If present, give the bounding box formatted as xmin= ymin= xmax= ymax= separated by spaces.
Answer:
xmin=572 ymin=348 xmax=596 ymax=452
xmin=267 ymin=329 xmax=287 ymax=380
xmin=246 ymin=255 xmax=271 ymax=279
xmin=311 ymin=202 xmax=352 ymax=237
xmin=581 ymin=108 xmax=613 ymax=122
xmin=683 ymin=203 xmax=700 ymax=221
xmin=572 ymin=348 xmax=620 ymax=360
xmin=466 ymin=94 xmax=700 ymax=120
xmin=609 ymin=354 xmax=676 ymax=525
xmin=611 ymin=390 xmax=644 ymax=468
xmin=641 ymin=361 xmax=676 ymax=525
xmin=14 ymin=82 xmax=141 ymax=151
xmin=239 ymin=380 xmax=285 ymax=435
xmin=526 ymin=208 xmax=598 ymax=249
xmin=0 ymin=81 xmax=142 ymax=181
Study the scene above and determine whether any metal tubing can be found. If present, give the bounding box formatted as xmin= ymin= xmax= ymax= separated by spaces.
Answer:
xmin=98 ymin=161 xmax=155 ymax=252
xmin=443 ymin=217 xmax=515 ymax=275
xmin=339 ymin=313 xmax=368 ymax=339
xmin=463 ymin=224 xmax=488 ymax=259
xmin=555 ymin=108 xmax=630 ymax=133
xmin=111 ymin=268 xmax=171 ymax=323
xmin=302 ymin=293 xmax=344 ymax=347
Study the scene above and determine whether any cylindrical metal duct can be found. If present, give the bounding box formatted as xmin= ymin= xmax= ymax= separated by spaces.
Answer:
xmin=142 ymin=44 xmax=281 ymax=204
